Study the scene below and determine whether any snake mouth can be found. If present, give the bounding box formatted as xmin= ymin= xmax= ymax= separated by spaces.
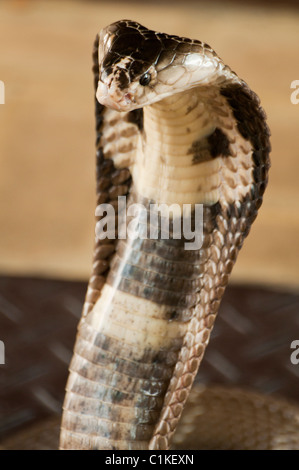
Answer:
xmin=96 ymin=80 xmax=135 ymax=111
xmin=115 ymin=92 xmax=136 ymax=110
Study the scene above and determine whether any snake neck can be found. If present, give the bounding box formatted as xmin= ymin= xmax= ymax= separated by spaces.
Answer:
xmin=132 ymin=85 xmax=232 ymax=209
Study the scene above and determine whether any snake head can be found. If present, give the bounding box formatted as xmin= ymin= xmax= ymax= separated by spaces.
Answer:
xmin=96 ymin=20 xmax=160 ymax=111
xmin=96 ymin=20 xmax=227 ymax=112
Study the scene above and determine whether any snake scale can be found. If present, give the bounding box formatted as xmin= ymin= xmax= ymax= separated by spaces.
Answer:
xmin=59 ymin=20 xmax=271 ymax=450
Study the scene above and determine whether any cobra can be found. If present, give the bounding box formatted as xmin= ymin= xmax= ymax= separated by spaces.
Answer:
xmin=60 ymin=20 xmax=270 ymax=450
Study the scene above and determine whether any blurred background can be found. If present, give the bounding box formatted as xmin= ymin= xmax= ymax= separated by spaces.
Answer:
xmin=0 ymin=0 xmax=299 ymax=449
xmin=1 ymin=0 xmax=299 ymax=286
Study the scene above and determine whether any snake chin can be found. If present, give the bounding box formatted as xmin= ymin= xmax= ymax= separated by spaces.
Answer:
xmin=96 ymin=80 xmax=131 ymax=111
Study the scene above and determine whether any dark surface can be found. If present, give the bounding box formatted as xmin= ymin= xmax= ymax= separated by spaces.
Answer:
xmin=0 ymin=275 xmax=299 ymax=443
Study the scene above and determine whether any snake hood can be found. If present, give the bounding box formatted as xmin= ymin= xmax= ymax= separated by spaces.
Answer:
xmin=97 ymin=20 xmax=234 ymax=111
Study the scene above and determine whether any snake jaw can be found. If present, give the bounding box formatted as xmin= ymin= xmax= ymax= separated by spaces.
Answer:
xmin=96 ymin=78 xmax=136 ymax=111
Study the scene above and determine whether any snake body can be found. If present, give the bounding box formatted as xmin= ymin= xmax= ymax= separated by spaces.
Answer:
xmin=60 ymin=20 xmax=270 ymax=450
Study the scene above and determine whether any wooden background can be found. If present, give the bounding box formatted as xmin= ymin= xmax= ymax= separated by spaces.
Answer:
xmin=0 ymin=0 xmax=299 ymax=288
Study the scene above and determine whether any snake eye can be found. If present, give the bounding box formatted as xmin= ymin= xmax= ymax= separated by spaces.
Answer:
xmin=139 ymin=72 xmax=151 ymax=86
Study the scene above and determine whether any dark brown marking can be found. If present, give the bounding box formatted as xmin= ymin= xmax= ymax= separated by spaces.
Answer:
xmin=79 ymin=322 xmax=182 ymax=365
xmin=190 ymin=127 xmax=230 ymax=164
xmin=65 ymin=381 xmax=161 ymax=423
xmin=220 ymin=82 xmax=271 ymax=192
xmin=75 ymin=335 xmax=174 ymax=382
xmin=127 ymin=108 xmax=143 ymax=131
xmin=116 ymin=68 xmax=129 ymax=90
xmin=189 ymin=138 xmax=210 ymax=164
xmin=207 ymin=128 xmax=230 ymax=158
xmin=63 ymin=407 xmax=155 ymax=441
xmin=103 ymin=191 xmax=223 ymax=310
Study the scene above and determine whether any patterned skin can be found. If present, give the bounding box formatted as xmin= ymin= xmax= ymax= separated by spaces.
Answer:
xmin=60 ymin=20 xmax=270 ymax=450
